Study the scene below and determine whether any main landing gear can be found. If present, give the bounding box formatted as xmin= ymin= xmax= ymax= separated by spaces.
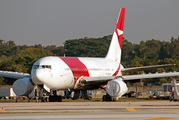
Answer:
xmin=102 ymin=94 xmax=116 ymax=102
xmin=70 ymin=90 xmax=90 ymax=100
xmin=41 ymin=91 xmax=62 ymax=102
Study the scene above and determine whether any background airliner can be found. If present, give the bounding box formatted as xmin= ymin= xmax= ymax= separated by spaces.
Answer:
xmin=0 ymin=8 xmax=179 ymax=101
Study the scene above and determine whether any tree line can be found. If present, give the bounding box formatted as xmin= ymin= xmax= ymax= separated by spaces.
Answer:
xmin=0 ymin=35 xmax=179 ymax=85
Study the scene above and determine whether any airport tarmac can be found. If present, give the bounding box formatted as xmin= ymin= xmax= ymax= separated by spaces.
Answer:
xmin=0 ymin=101 xmax=179 ymax=120
xmin=1 ymin=112 xmax=179 ymax=120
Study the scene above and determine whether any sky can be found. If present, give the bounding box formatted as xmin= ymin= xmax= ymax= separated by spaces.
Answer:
xmin=0 ymin=0 xmax=179 ymax=47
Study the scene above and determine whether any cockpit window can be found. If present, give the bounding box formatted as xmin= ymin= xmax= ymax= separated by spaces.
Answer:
xmin=45 ymin=65 xmax=51 ymax=69
xmin=33 ymin=65 xmax=51 ymax=69
xmin=33 ymin=65 xmax=39 ymax=69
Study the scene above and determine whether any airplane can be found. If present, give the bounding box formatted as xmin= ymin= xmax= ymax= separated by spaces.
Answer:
xmin=0 ymin=8 xmax=179 ymax=102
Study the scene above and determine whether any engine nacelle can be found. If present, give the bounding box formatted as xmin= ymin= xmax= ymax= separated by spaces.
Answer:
xmin=106 ymin=78 xmax=128 ymax=100
xmin=13 ymin=77 xmax=34 ymax=96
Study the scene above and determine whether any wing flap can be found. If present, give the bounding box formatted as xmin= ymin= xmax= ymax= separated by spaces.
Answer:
xmin=81 ymin=76 xmax=118 ymax=85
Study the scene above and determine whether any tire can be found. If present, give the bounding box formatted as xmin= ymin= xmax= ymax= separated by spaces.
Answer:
xmin=41 ymin=97 xmax=45 ymax=102
xmin=102 ymin=95 xmax=106 ymax=101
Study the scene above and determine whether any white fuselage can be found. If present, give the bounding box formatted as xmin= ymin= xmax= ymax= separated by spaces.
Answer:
xmin=31 ymin=8 xmax=125 ymax=91
xmin=31 ymin=56 xmax=123 ymax=90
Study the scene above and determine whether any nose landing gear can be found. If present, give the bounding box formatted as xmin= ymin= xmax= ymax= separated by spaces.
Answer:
xmin=49 ymin=91 xmax=62 ymax=102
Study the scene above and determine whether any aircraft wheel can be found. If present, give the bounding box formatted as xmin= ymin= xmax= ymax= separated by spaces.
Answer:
xmin=174 ymin=99 xmax=177 ymax=102
xmin=112 ymin=99 xmax=116 ymax=102
xmin=41 ymin=97 xmax=45 ymax=102
xmin=57 ymin=96 xmax=62 ymax=102
xmin=102 ymin=95 xmax=106 ymax=101
xmin=102 ymin=95 xmax=112 ymax=101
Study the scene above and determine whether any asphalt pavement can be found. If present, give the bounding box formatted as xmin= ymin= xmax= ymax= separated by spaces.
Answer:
xmin=0 ymin=101 xmax=179 ymax=120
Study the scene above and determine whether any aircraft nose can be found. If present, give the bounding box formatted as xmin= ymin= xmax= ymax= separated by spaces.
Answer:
xmin=31 ymin=69 xmax=46 ymax=84
xmin=35 ymin=70 xmax=44 ymax=82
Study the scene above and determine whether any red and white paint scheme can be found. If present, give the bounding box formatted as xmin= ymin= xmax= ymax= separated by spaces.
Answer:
xmin=0 ymin=8 xmax=178 ymax=101
xmin=30 ymin=8 xmax=126 ymax=100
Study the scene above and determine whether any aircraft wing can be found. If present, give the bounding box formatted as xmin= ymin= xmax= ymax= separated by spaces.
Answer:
xmin=121 ymin=64 xmax=175 ymax=73
xmin=81 ymin=76 xmax=118 ymax=85
xmin=122 ymin=72 xmax=179 ymax=80
xmin=0 ymin=71 xmax=31 ymax=79
xmin=80 ymin=71 xmax=179 ymax=87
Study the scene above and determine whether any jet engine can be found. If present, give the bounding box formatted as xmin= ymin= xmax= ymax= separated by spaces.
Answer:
xmin=13 ymin=77 xmax=34 ymax=96
xmin=106 ymin=78 xmax=128 ymax=100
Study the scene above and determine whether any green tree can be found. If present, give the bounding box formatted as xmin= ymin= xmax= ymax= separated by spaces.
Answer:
xmin=121 ymin=39 xmax=135 ymax=62
xmin=15 ymin=48 xmax=55 ymax=73
xmin=64 ymin=37 xmax=109 ymax=57
xmin=45 ymin=45 xmax=65 ymax=56
xmin=0 ymin=76 xmax=5 ymax=85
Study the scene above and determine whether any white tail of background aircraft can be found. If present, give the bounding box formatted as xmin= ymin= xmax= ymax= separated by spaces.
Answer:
xmin=0 ymin=8 xmax=179 ymax=101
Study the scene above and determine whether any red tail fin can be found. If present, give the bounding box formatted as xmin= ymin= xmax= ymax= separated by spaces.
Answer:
xmin=105 ymin=8 xmax=125 ymax=62
xmin=115 ymin=8 xmax=125 ymax=50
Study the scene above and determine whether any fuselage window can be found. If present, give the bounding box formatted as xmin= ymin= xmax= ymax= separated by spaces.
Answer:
xmin=33 ymin=65 xmax=51 ymax=69
xmin=45 ymin=65 xmax=51 ymax=69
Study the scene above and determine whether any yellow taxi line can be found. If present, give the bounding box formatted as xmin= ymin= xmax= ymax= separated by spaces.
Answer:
xmin=144 ymin=117 xmax=177 ymax=120
xmin=0 ymin=109 xmax=8 ymax=112
xmin=126 ymin=108 xmax=138 ymax=112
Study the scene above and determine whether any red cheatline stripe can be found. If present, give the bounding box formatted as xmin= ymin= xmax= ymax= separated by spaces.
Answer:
xmin=112 ymin=64 xmax=120 ymax=76
xmin=102 ymin=64 xmax=120 ymax=87
xmin=59 ymin=57 xmax=90 ymax=84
